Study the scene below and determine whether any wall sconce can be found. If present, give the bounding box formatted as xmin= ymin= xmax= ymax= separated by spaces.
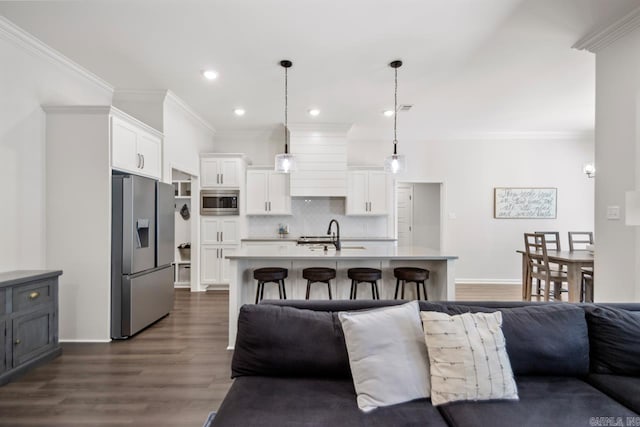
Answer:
xmin=583 ymin=163 xmax=596 ymax=178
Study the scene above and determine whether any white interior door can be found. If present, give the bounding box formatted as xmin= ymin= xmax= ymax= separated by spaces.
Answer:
xmin=397 ymin=184 xmax=413 ymax=247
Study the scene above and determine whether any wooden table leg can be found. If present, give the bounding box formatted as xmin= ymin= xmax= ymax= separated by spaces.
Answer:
xmin=521 ymin=253 xmax=529 ymax=301
xmin=566 ymin=263 xmax=580 ymax=303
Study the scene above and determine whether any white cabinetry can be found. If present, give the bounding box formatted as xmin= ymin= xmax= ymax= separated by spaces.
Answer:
xmin=200 ymin=218 xmax=239 ymax=286
xmin=346 ymin=170 xmax=389 ymax=215
xmin=111 ymin=114 xmax=162 ymax=179
xmin=246 ymin=170 xmax=291 ymax=215
xmin=201 ymin=157 xmax=241 ymax=188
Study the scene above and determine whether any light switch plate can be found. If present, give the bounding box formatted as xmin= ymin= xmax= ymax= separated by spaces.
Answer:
xmin=607 ymin=205 xmax=621 ymax=220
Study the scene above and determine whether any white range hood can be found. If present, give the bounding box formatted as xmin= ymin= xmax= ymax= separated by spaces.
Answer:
xmin=288 ymin=123 xmax=351 ymax=197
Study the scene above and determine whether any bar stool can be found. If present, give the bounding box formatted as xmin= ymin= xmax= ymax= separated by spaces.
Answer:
xmin=348 ymin=268 xmax=382 ymax=300
xmin=302 ymin=267 xmax=336 ymax=300
xmin=253 ymin=267 xmax=288 ymax=303
xmin=394 ymin=267 xmax=430 ymax=300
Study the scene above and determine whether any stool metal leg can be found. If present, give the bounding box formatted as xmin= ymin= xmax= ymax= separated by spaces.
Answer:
xmin=415 ymin=282 xmax=421 ymax=300
xmin=422 ymin=281 xmax=428 ymax=301
xmin=371 ymin=282 xmax=376 ymax=299
xmin=374 ymin=282 xmax=380 ymax=300
xmin=278 ymin=281 xmax=283 ymax=299
xmin=260 ymin=281 xmax=265 ymax=301
xmin=394 ymin=278 xmax=400 ymax=299
xmin=281 ymin=280 xmax=287 ymax=299
xmin=327 ymin=281 xmax=333 ymax=300
xmin=306 ymin=280 xmax=311 ymax=300
xmin=350 ymin=280 xmax=355 ymax=299
xmin=255 ymin=281 xmax=262 ymax=304
xmin=401 ymin=280 xmax=405 ymax=299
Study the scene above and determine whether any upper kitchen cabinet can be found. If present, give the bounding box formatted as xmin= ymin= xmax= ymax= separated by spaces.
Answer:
xmin=111 ymin=113 xmax=162 ymax=179
xmin=201 ymin=155 xmax=245 ymax=188
xmin=346 ymin=170 xmax=389 ymax=215
xmin=246 ymin=169 xmax=291 ymax=215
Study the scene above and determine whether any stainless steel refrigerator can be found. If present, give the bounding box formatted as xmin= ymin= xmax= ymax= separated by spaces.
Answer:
xmin=111 ymin=174 xmax=175 ymax=339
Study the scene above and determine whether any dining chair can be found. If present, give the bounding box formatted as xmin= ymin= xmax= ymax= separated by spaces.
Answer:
xmin=581 ymin=267 xmax=594 ymax=303
xmin=534 ymin=231 xmax=561 ymax=251
xmin=524 ymin=233 xmax=568 ymax=301
xmin=568 ymin=231 xmax=594 ymax=251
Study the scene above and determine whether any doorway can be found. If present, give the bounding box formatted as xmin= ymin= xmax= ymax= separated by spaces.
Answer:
xmin=396 ymin=183 xmax=442 ymax=249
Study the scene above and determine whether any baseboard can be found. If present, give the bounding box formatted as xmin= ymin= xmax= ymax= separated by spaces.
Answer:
xmin=206 ymin=284 xmax=229 ymax=291
xmin=59 ymin=339 xmax=112 ymax=343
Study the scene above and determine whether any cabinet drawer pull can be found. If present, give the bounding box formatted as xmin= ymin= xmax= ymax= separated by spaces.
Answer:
xmin=14 ymin=339 xmax=21 ymax=345
xmin=29 ymin=291 xmax=40 ymax=300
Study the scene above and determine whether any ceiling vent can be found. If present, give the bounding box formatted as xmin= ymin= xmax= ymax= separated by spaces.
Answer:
xmin=398 ymin=104 xmax=413 ymax=112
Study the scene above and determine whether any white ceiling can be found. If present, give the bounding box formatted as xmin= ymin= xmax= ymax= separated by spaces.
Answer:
xmin=1 ymin=0 xmax=639 ymax=139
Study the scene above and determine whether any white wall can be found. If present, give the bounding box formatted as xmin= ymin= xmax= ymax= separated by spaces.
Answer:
xmin=0 ymin=18 xmax=112 ymax=273
xmin=162 ymin=93 xmax=215 ymax=181
xmin=593 ymin=26 xmax=640 ymax=302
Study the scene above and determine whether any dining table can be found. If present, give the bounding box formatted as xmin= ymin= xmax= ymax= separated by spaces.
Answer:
xmin=517 ymin=249 xmax=594 ymax=302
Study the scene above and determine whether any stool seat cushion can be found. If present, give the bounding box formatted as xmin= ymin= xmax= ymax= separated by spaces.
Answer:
xmin=394 ymin=267 xmax=429 ymax=281
xmin=254 ymin=267 xmax=288 ymax=281
xmin=348 ymin=268 xmax=382 ymax=282
xmin=303 ymin=267 xmax=336 ymax=282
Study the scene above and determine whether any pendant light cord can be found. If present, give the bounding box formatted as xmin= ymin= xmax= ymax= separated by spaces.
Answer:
xmin=393 ymin=66 xmax=398 ymax=155
xmin=284 ymin=66 xmax=289 ymax=154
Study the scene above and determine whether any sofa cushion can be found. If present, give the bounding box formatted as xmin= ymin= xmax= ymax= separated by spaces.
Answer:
xmin=421 ymin=311 xmax=518 ymax=406
xmin=339 ymin=301 xmax=431 ymax=412
xmin=587 ymin=374 xmax=640 ymax=414
xmin=438 ymin=377 xmax=638 ymax=427
xmin=232 ymin=304 xmax=350 ymax=378
xmin=211 ymin=376 xmax=449 ymax=427
xmin=431 ymin=303 xmax=590 ymax=376
xmin=584 ymin=306 xmax=640 ymax=374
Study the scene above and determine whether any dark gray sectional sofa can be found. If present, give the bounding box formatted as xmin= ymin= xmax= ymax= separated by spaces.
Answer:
xmin=208 ymin=300 xmax=640 ymax=427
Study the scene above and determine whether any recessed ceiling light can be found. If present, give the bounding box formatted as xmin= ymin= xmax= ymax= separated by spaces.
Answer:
xmin=308 ymin=109 xmax=320 ymax=117
xmin=233 ymin=108 xmax=246 ymax=116
xmin=383 ymin=110 xmax=395 ymax=117
xmin=202 ymin=69 xmax=218 ymax=80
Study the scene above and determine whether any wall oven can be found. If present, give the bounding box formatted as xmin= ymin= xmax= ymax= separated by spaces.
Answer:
xmin=200 ymin=190 xmax=239 ymax=215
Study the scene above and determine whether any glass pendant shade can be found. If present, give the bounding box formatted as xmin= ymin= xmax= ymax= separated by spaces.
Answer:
xmin=384 ymin=153 xmax=406 ymax=174
xmin=275 ymin=152 xmax=297 ymax=173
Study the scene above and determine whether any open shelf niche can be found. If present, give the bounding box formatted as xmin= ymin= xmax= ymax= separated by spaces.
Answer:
xmin=172 ymin=169 xmax=193 ymax=288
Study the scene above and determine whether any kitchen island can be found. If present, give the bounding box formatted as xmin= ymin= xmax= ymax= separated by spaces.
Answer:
xmin=225 ymin=246 xmax=458 ymax=348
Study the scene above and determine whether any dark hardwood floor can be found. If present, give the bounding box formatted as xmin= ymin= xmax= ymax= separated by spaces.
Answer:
xmin=0 ymin=290 xmax=233 ymax=427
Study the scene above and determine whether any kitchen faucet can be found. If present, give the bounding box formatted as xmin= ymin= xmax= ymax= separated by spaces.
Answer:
xmin=327 ymin=219 xmax=341 ymax=251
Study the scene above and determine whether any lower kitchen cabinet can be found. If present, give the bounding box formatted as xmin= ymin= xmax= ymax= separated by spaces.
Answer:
xmin=201 ymin=246 xmax=236 ymax=285
xmin=0 ymin=270 xmax=62 ymax=386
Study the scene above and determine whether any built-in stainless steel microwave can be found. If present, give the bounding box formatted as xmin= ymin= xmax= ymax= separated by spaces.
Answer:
xmin=200 ymin=190 xmax=239 ymax=215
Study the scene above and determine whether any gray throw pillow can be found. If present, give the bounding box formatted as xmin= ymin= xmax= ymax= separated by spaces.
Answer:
xmin=338 ymin=301 xmax=430 ymax=412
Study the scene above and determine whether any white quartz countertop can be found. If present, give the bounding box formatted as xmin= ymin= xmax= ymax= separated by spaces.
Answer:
xmin=241 ymin=236 xmax=397 ymax=242
xmin=226 ymin=245 xmax=457 ymax=260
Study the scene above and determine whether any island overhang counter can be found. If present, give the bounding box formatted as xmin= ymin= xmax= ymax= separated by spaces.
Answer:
xmin=224 ymin=246 xmax=458 ymax=349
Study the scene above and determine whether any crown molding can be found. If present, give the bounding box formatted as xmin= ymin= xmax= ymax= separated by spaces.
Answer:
xmin=572 ymin=6 xmax=640 ymax=53
xmin=165 ymin=90 xmax=216 ymax=135
xmin=0 ymin=16 xmax=113 ymax=94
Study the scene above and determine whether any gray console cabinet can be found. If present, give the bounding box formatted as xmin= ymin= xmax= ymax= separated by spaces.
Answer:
xmin=0 ymin=270 xmax=62 ymax=385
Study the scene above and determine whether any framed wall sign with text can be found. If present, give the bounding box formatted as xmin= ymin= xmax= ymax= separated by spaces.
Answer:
xmin=494 ymin=187 xmax=557 ymax=219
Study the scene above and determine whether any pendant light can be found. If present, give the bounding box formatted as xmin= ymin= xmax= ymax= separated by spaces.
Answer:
xmin=384 ymin=60 xmax=406 ymax=174
xmin=275 ymin=60 xmax=296 ymax=173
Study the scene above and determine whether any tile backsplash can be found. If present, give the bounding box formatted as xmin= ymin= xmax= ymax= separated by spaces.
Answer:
xmin=247 ymin=198 xmax=389 ymax=237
